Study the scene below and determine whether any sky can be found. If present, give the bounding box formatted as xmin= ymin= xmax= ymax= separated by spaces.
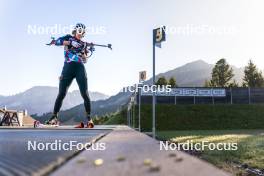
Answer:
xmin=1 ymin=0 xmax=264 ymax=96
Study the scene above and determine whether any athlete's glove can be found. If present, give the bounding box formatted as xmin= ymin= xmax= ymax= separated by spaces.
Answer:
xmin=81 ymin=42 xmax=92 ymax=54
xmin=85 ymin=43 xmax=92 ymax=53
xmin=70 ymin=40 xmax=82 ymax=48
xmin=46 ymin=37 xmax=56 ymax=45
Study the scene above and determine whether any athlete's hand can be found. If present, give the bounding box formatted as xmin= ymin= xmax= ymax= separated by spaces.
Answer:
xmin=46 ymin=39 xmax=56 ymax=45
xmin=85 ymin=45 xmax=90 ymax=54
xmin=81 ymin=51 xmax=88 ymax=63
xmin=70 ymin=40 xmax=82 ymax=48
xmin=82 ymin=57 xmax=88 ymax=63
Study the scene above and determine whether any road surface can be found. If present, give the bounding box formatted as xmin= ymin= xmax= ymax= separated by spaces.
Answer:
xmin=0 ymin=127 xmax=112 ymax=176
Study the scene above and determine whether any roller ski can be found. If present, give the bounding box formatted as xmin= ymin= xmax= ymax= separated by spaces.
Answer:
xmin=34 ymin=114 xmax=60 ymax=128
xmin=75 ymin=119 xmax=94 ymax=128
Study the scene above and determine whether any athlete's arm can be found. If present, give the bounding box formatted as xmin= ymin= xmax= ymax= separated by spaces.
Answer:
xmin=62 ymin=41 xmax=71 ymax=46
xmin=54 ymin=35 xmax=80 ymax=48
xmin=56 ymin=40 xmax=77 ymax=47
xmin=54 ymin=35 xmax=71 ymax=46
xmin=49 ymin=35 xmax=81 ymax=48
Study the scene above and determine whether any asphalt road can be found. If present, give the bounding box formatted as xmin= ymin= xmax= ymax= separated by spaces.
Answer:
xmin=0 ymin=128 xmax=111 ymax=176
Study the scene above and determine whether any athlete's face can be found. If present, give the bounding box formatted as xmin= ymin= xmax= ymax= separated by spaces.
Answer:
xmin=75 ymin=27 xmax=85 ymax=40
xmin=75 ymin=33 xmax=82 ymax=40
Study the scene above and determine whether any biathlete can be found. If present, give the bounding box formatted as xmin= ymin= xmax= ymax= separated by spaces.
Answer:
xmin=45 ymin=23 xmax=94 ymax=128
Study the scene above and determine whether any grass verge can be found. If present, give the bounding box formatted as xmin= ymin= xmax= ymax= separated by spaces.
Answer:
xmin=158 ymin=130 xmax=264 ymax=175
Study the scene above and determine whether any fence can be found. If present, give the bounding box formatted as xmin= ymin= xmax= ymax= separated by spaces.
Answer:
xmin=138 ymin=87 xmax=264 ymax=105
xmin=125 ymin=87 xmax=264 ymax=131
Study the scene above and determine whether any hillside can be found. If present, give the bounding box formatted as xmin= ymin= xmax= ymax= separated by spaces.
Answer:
xmin=0 ymin=86 xmax=109 ymax=115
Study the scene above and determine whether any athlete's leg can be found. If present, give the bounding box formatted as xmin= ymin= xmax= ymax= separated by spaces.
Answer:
xmin=53 ymin=77 xmax=74 ymax=114
xmin=46 ymin=75 xmax=73 ymax=125
xmin=53 ymin=63 xmax=75 ymax=116
xmin=75 ymin=64 xmax=91 ymax=121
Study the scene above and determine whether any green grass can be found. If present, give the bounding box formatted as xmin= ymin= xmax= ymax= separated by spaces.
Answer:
xmin=137 ymin=104 xmax=264 ymax=131
xmin=112 ymin=104 xmax=264 ymax=174
xmin=158 ymin=130 xmax=264 ymax=175
xmin=103 ymin=109 xmax=127 ymax=125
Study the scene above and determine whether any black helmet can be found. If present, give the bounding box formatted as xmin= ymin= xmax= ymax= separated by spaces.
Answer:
xmin=75 ymin=23 xmax=86 ymax=30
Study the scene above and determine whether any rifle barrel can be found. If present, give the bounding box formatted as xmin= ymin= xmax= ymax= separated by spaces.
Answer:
xmin=90 ymin=43 xmax=112 ymax=50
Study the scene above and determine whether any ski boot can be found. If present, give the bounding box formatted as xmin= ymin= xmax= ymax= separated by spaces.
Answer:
xmin=75 ymin=122 xmax=85 ymax=128
xmin=45 ymin=114 xmax=60 ymax=125
xmin=86 ymin=119 xmax=94 ymax=128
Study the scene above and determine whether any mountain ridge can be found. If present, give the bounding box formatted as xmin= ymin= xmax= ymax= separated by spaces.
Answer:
xmin=0 ymin=86 xmax=109 ymax=115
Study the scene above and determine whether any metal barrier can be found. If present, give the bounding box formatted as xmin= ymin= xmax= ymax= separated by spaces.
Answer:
xmin=139 ymin=87 xmax=264 ymax=105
